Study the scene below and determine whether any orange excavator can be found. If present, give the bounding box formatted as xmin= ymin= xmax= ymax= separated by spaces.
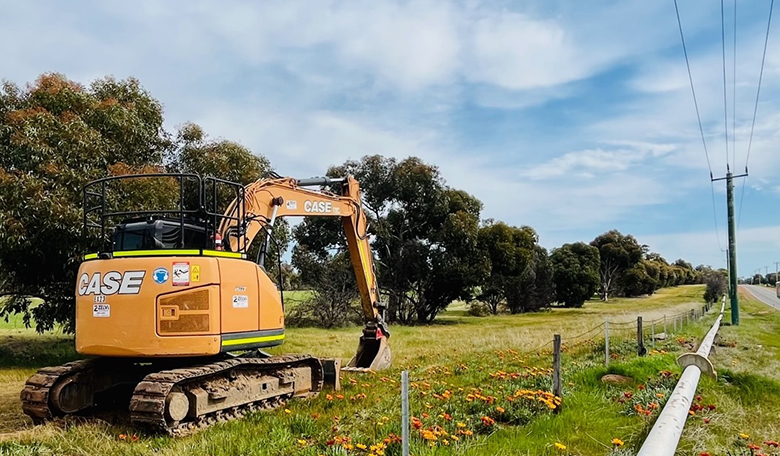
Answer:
xmin=21 ymin=173 xmax=391 ymax=434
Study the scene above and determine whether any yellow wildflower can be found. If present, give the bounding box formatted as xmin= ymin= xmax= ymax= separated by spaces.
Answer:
xmin=612 ymin=438 xmax=624 ymax=447
xmin=555 ymin=442 xmax=567 ymax=450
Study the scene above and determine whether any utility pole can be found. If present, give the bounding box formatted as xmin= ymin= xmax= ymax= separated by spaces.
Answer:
xmin=712 ymin=168 xmax=747 ymax=325
xmin=774 ymin=261 xmax=779 ymax=285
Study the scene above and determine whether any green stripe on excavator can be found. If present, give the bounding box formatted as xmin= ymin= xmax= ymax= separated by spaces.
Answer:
xmin=83 ymin=250 xmax=244 ymax=259
xmin=113 ymin=249 xmax=201 ymax=257
xmin=222 ymin=333 xmax=285 ymax=347
xmin=202 ymin=250 xmax=243 ymax=258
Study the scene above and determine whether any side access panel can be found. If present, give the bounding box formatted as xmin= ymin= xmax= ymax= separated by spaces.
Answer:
xmin=218 ymin=258 xmax=260 ymax=334
xmin=219 ymin=262 xmax=285 ymax=352
xmin=258 ymin=271 xmax=284 ymax=331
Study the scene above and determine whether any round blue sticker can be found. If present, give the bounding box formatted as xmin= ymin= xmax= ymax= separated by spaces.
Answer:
xmin=153 ymin=267 xmax=169 ymax=284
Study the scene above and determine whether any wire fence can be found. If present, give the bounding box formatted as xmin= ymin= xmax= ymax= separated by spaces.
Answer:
xmin=388 ymin=300 xmax=718 ymax=453
xmin=524 ymin=301 xmax=716 ymax=362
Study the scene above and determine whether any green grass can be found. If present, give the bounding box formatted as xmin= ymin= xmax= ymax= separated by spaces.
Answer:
xmin=0 ymin=298 xmax=43 ymax=332
xmin=1 ymin=285 xmax=779 ymax=455
xmin=282 ymin=290 xmax=314 ymax=310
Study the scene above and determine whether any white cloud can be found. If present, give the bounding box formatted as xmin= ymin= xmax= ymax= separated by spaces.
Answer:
xmin=520 ymin=142 xmax=676 ymax=180
xmin=466 ymin=13 xmax=583 ymax=90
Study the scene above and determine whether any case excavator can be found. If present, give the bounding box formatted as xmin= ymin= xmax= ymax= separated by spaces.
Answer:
xmin=20 ymin=173 xmax=391 ymax=434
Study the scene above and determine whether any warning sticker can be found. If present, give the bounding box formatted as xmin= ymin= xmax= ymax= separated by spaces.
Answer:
xmin=192 ymin=265 xmax=200 ymax=282
xmin=172 ymin=262 xmax=190 ymax=286
xmin=286 ymin=200 xmax=297 ymax=210
xmin=232 ymin=295 xmax=249 ymax=308
xmin=93 ymin=304 xmax=110 ymax=318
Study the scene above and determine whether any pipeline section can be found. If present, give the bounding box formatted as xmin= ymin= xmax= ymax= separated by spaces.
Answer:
xmin=636 ymin=299 xmax=726 ymax=456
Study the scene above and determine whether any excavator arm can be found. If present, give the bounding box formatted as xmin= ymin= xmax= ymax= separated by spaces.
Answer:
xmin=218 ymin=176 xmax=391 ymax=371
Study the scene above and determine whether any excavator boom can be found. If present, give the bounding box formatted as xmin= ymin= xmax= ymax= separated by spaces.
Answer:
xmin=219 ymin=176 xmax=390 ymax=370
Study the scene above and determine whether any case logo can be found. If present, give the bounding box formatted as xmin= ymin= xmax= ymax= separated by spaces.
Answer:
xmin=304 ymin=201 xmax=333 ymax=213
xmin=78 ymin=271 xmax=145 ymax=296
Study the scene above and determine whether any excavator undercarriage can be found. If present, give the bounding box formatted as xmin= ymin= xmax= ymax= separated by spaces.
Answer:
xmin=22 ymin=354 xmax=323 ymax=435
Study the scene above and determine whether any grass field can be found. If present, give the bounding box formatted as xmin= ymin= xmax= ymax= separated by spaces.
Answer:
xmin=0 ymin=285 xmax=778 ymax=455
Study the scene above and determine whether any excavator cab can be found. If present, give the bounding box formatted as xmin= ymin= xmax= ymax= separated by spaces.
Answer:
xmin=112 ymin=218 xmax=210 ymax=251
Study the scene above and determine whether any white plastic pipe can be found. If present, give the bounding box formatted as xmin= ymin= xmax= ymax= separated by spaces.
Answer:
xmin=636 ymin=304 xmax=724 ymax=456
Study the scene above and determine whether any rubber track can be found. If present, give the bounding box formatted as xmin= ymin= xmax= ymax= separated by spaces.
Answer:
xmin=20 ymin=359 xmax=96 ymax=424
xmin=129 ymin=354 xmax=323 ymax=435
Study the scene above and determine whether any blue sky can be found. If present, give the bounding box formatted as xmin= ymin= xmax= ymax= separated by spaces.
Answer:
xmin=3 ymin=0 xmax=780 ymax=277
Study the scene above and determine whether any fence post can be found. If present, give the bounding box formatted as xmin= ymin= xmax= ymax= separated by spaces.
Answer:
xmin=651 ymin=320 xmax=655 ymax=349
xmin=664 ymin=315 xmax=667 ymax=336
xmin=605 ymin=320 xmax=610 ymax=366
xmin=401 ymin=370 xmax=409 ymax=456
xmin=673 ymin=316 xmax=677 ymax=333
xmin=553 ymin=334 xmax=562 ymax=413
xmin=637 ymin=316 xmax=646 ymax=356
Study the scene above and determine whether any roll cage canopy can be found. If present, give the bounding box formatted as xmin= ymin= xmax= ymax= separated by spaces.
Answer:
xmin=82 ymin=173 xmax=247 ymax=254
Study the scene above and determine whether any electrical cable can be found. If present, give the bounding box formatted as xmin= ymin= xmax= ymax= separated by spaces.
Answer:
xmin=674 ymin=0 xmax=714 ymax=176
xmin=721 ymin=0 xmax=730 ymax=168
xmin=738 ymin=0 xmax=774 ymax=228
xmin=674 ymin=0 xmax=724 ymax=250
xmin=710 ymin=181 xmax=723 ymax=250
xmin=732 ymin=0 xmax=737 ymax=169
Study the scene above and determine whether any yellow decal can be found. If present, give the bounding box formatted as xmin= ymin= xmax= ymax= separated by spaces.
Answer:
xmin=222 ymin=334 xmax=285 ymax=347
xmin=114 ymin=249 xmax=200 ymax=257
xmin=192 ymin=265 xmax=200 ymax=282
xmin=202 ymin=250 xmax=242 ymax=258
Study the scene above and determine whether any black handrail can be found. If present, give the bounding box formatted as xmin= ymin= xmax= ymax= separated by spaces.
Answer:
xmin=82 ymin=173 xmax=247 ymax=254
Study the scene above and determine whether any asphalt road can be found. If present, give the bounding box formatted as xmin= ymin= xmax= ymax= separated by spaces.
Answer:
xmin=741 ymin=284 xmax=780 ymax=311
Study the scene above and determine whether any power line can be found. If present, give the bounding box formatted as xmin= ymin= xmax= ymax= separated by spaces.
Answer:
xmin=673 ymin=0 xmax=714 ymax=175
xmin=673 ymin=0 xmax=723 ymax=250
xmin=737 ymin=178 xmax=747 ymax=229
xmin=710 ymin=181 xmax=724 ymax=250
xmin=732 ymin=0 xmax=737 ymax=170
xmin=745 ymin=0 xmax=774 ymax=169
xmin=738 ymin=0 xmax=774 ymax=229
xmin=721 ymin=0 xmax=730 ymax=170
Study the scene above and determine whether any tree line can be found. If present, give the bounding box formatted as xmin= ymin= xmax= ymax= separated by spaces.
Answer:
xmin=286 ymin=155 xmax=723 ymax=326
xmin=0 ymin=73 xmax=721 ymax=331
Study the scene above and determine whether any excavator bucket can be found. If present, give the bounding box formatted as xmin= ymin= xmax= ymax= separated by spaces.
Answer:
xmin=344 ymin=333 xmax=392 ymax=372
